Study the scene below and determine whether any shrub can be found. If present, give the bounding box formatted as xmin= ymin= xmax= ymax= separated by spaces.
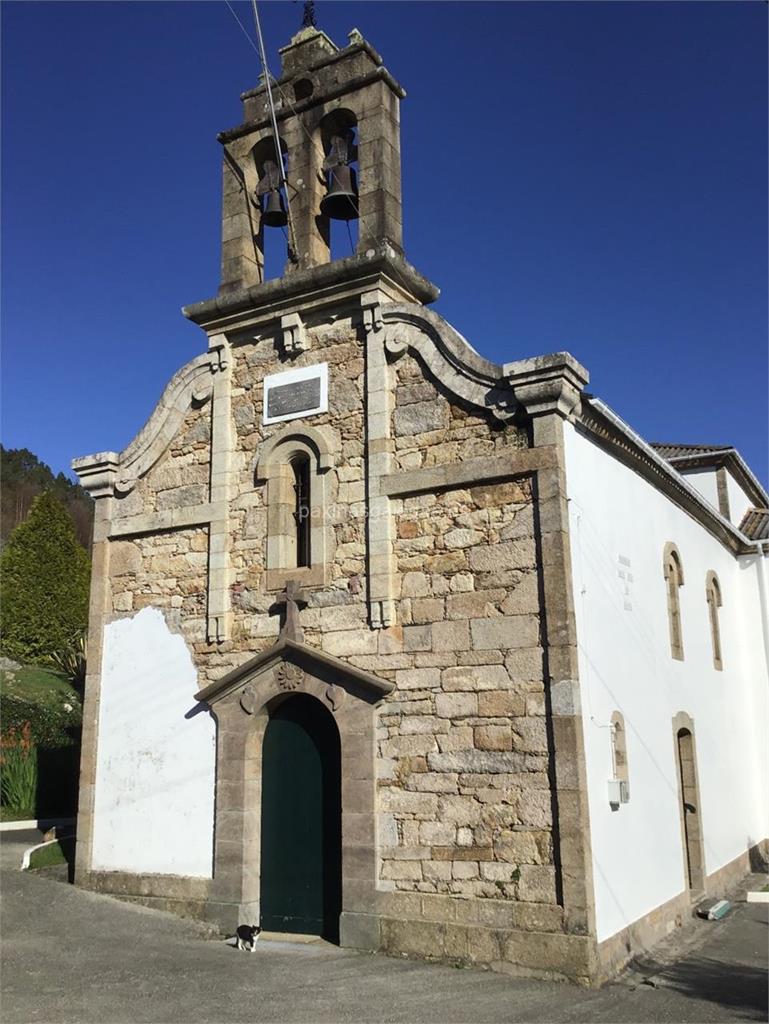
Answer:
xmin=0 ymin=723 xmax=37 ymax=813
xmin=49 ymin=630 xmax=87 ymax=690
xmin=1 ymin=692 xmax=81 ymax=748
xmin=0 ymin=492 xmax=91 ymax=665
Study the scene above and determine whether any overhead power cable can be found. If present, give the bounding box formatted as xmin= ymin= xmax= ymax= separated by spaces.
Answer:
xmin=222 ymin=0 xmax=326 ymax=165
xmin=251 ymin=0 xmax=298 ymax=263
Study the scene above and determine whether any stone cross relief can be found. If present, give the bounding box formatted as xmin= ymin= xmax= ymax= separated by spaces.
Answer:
xmin=274 ymin=579 xmax=309 ymax=643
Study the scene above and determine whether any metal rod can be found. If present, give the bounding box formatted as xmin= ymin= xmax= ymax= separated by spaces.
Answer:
xmin=251 ymin=0 xmax=297 ymax=261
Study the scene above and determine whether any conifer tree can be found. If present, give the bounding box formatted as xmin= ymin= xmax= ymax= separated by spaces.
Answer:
xmin=0 ymin=491 xmax=91 ymax=664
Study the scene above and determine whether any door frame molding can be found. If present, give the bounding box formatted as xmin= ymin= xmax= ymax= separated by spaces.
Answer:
xmin=672 ymin=711 xmax=706 ymax=894
xmin=197 ymin=643 xmax=389 ymax=934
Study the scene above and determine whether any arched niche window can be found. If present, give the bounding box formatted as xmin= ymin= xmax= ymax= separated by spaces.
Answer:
xmin=251 ymin=135 xmax=290 ymax=282
xmin=663 ymin=542 xmax=685 ymax=661
xmin=610 ymin=711 xmax=629 ymax=784
xmin=255 ymin=425 xmax=336 ymax=590
xmin=608 ymin=711 xmax=630 ymax=808
xmin=705 ymin=571 xmax=723 ymax=671
xmin=291 ymin=453 xmax=311 ymax=569
xmin=318 ymin=108 xmax=359 ymax=260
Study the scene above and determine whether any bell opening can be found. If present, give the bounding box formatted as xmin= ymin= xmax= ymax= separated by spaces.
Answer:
xmin=319 ymin=118 xmax=360 ymax=227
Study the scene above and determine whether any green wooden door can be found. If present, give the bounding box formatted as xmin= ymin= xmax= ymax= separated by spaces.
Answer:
xmin=260 ymin=694 xmax=341 ymax=939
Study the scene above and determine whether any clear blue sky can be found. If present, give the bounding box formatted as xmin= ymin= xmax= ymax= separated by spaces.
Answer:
xmin=2 ymin=1 xmax=767 ymax=484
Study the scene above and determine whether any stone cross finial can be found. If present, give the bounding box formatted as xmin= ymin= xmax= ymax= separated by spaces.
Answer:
xmin=276 ymin=579 xmax=309 ymax=642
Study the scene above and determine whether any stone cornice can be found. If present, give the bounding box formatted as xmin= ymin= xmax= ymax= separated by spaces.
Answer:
xmin=578 ymin=398 xmax=754 ymax=555
xmin=378 ymin=449 xmax=557 ymax=498
xmin=181 ymin=245 xmax=439 ymax=331
xmin=71 ymin=353 xmax=214 ymax=499
xmin=69 ymin=453 xmax=120 ymax=500
xmin=194 ymin=637 xmax=394 ymax=706
xmin=228 ymin=68 xmax=406 ymax=142
xmin=503 ymin=353 xmax=589 ymax=420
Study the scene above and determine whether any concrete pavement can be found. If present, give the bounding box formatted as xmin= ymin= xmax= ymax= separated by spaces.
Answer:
xmin=1 ymin=830 xmax=766 ymax=1023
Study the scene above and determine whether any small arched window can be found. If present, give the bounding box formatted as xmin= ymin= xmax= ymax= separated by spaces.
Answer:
xmin=705 ymin=571 xmax=723 ymax=671
xmin=608 ymin=711 xmax=630 ymax=809
xmin=663 ymin=543 xmax=685 ymax=661
xmin=610 ymin=711 xmax=629 ymax=785
xmin=255 ymin=425 xmax=335 ymax=591
xmin=291 ymin=453 xmax=311 ymax=569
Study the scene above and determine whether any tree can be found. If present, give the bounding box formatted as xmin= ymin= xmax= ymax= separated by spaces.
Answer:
xmin=0 ymin=446 xmax=93 ymax=550
xmin=0 ymin=492 xmax=91 ymax=665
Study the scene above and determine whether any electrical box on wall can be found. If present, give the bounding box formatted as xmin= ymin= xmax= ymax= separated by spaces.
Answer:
xmin=608 ymin=779 xmax=630 ymax=809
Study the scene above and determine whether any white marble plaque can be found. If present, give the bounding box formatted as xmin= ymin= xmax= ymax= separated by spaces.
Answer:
xmin=263 ymin=363 xmax=328 ymax=424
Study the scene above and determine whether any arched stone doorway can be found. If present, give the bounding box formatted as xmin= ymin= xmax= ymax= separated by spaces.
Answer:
xmin=194 ymin=638 xmax=392 ymax=943
xmin=260 ymin=694 xmax=341 ymax=940
xmin=672 ymin=712 xmax=705 ymax=893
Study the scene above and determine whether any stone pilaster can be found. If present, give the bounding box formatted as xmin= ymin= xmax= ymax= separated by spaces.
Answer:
xmin=363 ymin=293 xmax=396 ymax=628
xmin=509 ymin=353 xmax=598 ymax=958
xmin=74 ymin=492 xmax=114 ymax=884
xmin=206 ymin=334 xmax=234 ymax=643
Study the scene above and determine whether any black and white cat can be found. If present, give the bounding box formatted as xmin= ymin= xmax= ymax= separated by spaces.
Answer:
xmin=235 ymin=924 xmax=262 ymax=952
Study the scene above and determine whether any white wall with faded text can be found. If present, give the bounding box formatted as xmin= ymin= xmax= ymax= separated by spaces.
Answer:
xmin=564 ymin=423 xmax=769 ymax=944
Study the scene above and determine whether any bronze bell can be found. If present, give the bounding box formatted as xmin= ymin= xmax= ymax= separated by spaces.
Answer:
xmin=262 ymin=188 xmax=288 ymax=228
xmin=320 ymin=165 xmax=359 ymax=222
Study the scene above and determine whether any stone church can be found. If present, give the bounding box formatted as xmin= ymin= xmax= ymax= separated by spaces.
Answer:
xmin=73 ymin=25 xmax=768 ymax=984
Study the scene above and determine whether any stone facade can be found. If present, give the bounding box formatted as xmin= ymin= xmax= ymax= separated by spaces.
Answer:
xmin=70 ymin=22 xmax=601 ymax=985
xmin=71 ymin=22 xmax=767 ymax=989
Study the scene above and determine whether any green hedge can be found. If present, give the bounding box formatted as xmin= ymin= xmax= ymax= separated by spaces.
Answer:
xmin=1 ymin=692 xmax=81 ymax=748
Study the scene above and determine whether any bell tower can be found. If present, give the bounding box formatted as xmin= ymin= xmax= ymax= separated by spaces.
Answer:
xmin=216 ymin=24 xmax=408 ymax=293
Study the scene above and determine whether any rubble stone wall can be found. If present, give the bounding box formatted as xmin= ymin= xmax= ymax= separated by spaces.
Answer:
xmin=378 ymin=478 xmax=554 ymax=906
xmin=391 ymin=352 xmax=528 ymax=472
xmin=103 ymin=320 xmax=553 ymax=916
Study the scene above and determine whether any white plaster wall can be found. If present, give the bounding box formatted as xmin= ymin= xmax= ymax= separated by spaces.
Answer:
xmin=725 ymin=471 xmax=753 ymax=528
xmin=91 ymin=607 xmax=216 ymax=876
xmin=564 ymin=424 xmax=769 ymax=943
xmin=681 ymin=468 xmax=720 ymax=513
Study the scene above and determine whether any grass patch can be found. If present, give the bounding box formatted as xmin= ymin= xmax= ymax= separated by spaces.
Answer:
xmin=1 ymin=665 xmax=83 ymax=818
xmin=1 ymin=664 xmax=82 ymax=749
xmin=27 ymin=838 xmax=74 ymax=870
xmin=0 ymin=665 xmax=76 ymax=703
xmin=0 ymin=806 xmax=35 ymax=822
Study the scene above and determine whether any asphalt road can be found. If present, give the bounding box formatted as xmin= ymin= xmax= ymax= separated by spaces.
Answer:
xmin=1 ymin=830 xmax=766 ymax=1024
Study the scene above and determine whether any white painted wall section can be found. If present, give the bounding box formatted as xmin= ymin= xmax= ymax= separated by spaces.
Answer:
xmin=726 ymin=471 xmax=753 ymax=528
xmin=681 ymin=468 xmax=720 ymax=513
xmin=564 ymin=423 xmax=769 ymax=944
xmin=91 ymin=607 xmax=216 ymax=876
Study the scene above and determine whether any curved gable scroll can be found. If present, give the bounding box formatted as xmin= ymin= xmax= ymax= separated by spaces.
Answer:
xmin=114 ymin=354 xmax=214 ymax=495
xmin=380 ymin=304 xmax=519 ymax=422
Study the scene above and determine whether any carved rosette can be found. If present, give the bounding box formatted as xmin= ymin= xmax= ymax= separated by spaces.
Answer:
xmin=275 ymin=662 xmax=304 ymax=691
